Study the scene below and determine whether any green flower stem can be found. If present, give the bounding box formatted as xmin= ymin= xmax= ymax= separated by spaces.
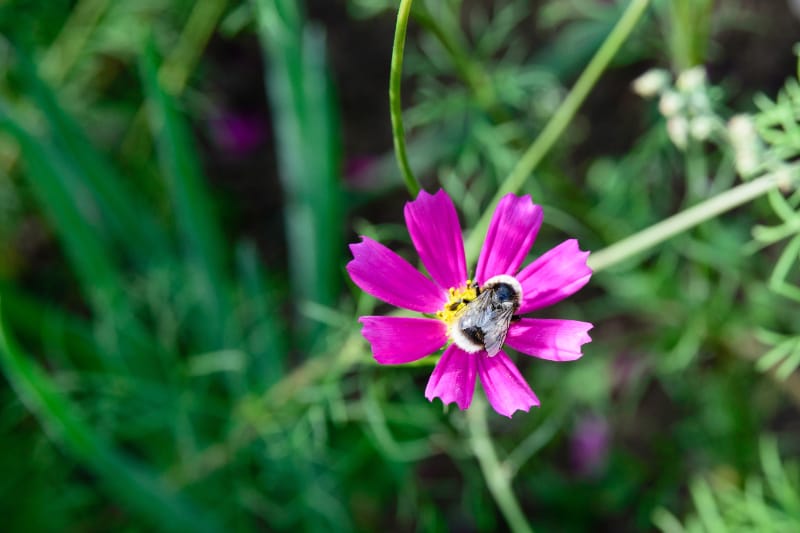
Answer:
xmin=390 ymin=0 xmax=422 ymax=198
xmin=467 ymin=398 xmax=534 ymax=533
xmin=685 ymin=140 xmax=708 ymax=202
xmin=588 ymin=169 xmax=798 ymax=273
xmin=465 ymin=0 xmax=651 ymax=263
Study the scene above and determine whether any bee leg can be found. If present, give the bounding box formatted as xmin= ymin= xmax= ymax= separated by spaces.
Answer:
xmin=511 ymin=315 xmax=521 ymax=322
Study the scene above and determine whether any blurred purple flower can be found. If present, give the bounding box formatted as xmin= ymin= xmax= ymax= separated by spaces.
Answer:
xmin=611 ymin=352 xmax=648 ymax=397
xmin=344 ymin=155 xmax=379 ymax=189
xmin=347 ymin=189 xmax=593 ymax=417
xmin=570 ymin=415 xmax=610 ymax=477
xmin=210 ymin=112 xmax=265 ymax=155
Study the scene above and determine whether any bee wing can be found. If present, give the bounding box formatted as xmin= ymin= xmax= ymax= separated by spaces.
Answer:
xmin=482 ymin=304 xmax=515 ymax=357
xmin=454 ymin=288 xmax=518 ymax=356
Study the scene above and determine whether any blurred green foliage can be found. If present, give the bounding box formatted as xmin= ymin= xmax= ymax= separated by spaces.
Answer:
xmin=0 ymin=0 xmax=799 ymax=531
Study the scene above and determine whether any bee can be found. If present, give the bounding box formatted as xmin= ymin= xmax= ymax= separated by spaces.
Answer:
xmin=450 ymin=275 xmax=522 ymax=357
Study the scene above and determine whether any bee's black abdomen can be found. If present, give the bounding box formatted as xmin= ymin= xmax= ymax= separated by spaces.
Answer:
xmin=463 ymin=326 xmax=485 ymax=345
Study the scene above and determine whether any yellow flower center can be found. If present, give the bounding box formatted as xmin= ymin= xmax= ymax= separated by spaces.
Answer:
xmin=436 ymin=280 xmax=479 ymax=326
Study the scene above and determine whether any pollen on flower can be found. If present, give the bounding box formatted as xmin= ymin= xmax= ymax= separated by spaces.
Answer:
xmin=435 ymin=280 xmax=478 ymax=325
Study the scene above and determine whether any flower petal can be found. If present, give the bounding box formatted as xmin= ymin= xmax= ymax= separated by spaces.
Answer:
xmin=359 ymin=316 xmax=448 ymax=364
xmin=404 ymin=189 xmax=468 ymax=290
xmin=477 ymin=350 xmax=539 ymax=417
xmin=505 ymin=318 xmax=593 ymax=362
xmin=425 ymin=344 xmax=477 ymax=410
xmin=517 ymin=239 xmax=592 ymax=314
xmin=475 ymin=194 xmax=543 ymax=284
xmin=347 ymin=236 xmax=445 ymax=313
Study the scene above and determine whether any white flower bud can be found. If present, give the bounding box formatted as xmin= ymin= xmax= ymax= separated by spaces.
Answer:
xmin=632 ymin=69 xmax=670 ymax=98
xmin=667 ymin=116 xmax=689 ymax=149
xmin=659 ymin=91 xmax=683 ymax=117
xmin=728 ymin=114 xmax=756 ymax=142
xmin=775 ymin=167 xmax=793 ymax=192
xmin=727 ymin=114 xmax=762 ymax=176
xmin=676 ymin=66 xmax=707 ymax=92
xmin=688 ymin=91 xmax=711 ymax=113
xmin=689 ymin=116 xmax=714 ymax=141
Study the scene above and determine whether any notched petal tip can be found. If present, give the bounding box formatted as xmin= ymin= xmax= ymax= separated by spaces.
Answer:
xmin=346 ymin=236 xmax=365 ymax=260
xmin=475 ymin=194 xmax=544 ymax=283
xmin=501 ymin=401 xmax=540 ymax=419
xmin=408 ymin=188 xmax=445 ymax=203
xmin=478 ymin=351 xmax=539 ymax=417
xmin=493 ymin=392 xmax=541 ymax=419
xmin=564 ymin=238 xmax=593 ymax=269
xmin=404 ymin=188 xmax=468 ymax=291
xmin=506 ymin=319 xmax=594 ymax=362
xmin=424 ymin=391 xmax=474 ymax=412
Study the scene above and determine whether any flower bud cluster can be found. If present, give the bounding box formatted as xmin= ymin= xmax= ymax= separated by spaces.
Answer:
xmin=632 ymin=66 xmax=720 ymax=150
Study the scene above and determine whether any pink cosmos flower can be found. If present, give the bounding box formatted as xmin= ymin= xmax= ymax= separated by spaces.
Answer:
xmin=347 ymin=189 xmax=593 ymax=417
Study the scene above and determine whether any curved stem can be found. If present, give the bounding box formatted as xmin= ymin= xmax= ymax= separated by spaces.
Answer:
xmin=465 ymin=0 xmax=651 ymax=263
xmin=588 ymin=169 xmax=799 ymax=272
xmin=467 ymin=398 xmax=534 ymax=533
xmin=390 ymin=0 xmax=422 ymax=198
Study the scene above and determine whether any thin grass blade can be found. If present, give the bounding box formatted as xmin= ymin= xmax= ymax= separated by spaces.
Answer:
xmin=235 ymin=241 xmax=287 ymax=387
xmin=253 ymin=0 xmax=343 ymax=341
xmin=0 ymin=310 xmax=221 ymax=533
xmin=15 ymin=52 xmax=171 ymax=262
xmin=0 ymin=108 xmax=122 ymax=304
xmin=140 ymin=41 xmax=232 ymax=350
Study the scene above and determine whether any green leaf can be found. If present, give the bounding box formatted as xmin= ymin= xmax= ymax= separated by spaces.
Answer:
xmin=140 ymin=40 xmax=232 ymax=350
xmin=0 ymin=283 xmax=104 ymax=368
xmin=235 ymin=241 xmax=287 ymax=387
xmin=0 ymin=108 xmax=123 ymax=306
xmin=0 ymin=71 xmax=171 ymax=375
xmin=0 ymin=308 xmax=221 ymax=533
xmin=253 ymin=0 xmax=343 ymax=340
xmin=15 ymin=51 xmax=170 ymax=264
xmin=691 ymin=479 xmax=727 ymax=532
